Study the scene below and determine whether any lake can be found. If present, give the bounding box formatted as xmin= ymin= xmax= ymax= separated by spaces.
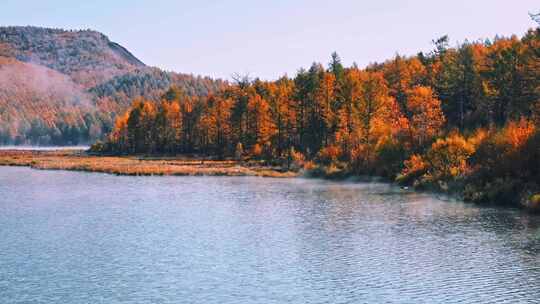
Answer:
xmin=1 ymin=166 xmax=539 ymax=303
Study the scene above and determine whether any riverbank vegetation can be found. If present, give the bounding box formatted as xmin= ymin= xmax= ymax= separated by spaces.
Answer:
xmin=0 ymin=150 xmax=297 ymax=177
xmin=92 ymin=29 xmax=540 ymax=210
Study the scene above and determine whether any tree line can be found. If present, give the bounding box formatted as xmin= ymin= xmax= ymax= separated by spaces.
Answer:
xmin=94 ymin=28 xmax=540 ymax=207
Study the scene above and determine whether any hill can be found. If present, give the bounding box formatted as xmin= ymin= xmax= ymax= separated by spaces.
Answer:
xmin=0 ymin=26 xmax=226 ymax=145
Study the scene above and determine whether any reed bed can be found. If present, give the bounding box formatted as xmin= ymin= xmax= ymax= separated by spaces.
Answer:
xmin=0 ymin=150 xmax=297 ymax=178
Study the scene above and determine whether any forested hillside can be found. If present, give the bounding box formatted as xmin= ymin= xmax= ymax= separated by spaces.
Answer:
xmin=0 ymin=26 xmax=144 ymax=87
xmin=0 ymin=26 xmax=225 ymax=145
xmin=98 ymin=28 xmax=540 ymax=207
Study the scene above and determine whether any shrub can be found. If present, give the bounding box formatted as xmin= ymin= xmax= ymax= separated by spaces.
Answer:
xmin=396 ymin=154 xmax=427 ymax=185
xmin=287 ymin=147 xmax=306 ymax=171
xmin=373 ymin=137 xmax=406 ymax=178
xmin=465 ymin=119 xmax=538 ymax=205
xmin=316 ymin=145 xmax=341 ymax=165
xmin=425 ymin=133 xmax=475 ymax=182
xmin=349 ymin=144 xmax=368 ymax=173
xmin=504 ymin=117 xmax=535 ymax=150
xmin=467 ymin=128 xmax=490 ymax=149
xmin=528 ymin=194 xmax=540 ymax=210
xmin=89 ymin=140 xmax=105 ymax=153
xmin=471 ymin=118 xmax=536 ymax=179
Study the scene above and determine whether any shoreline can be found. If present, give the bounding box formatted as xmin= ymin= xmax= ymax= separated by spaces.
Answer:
xmin=2 ymin=149 xmax=539 ymax=213
xmin=0 ymin=150 xmax=298 ymax=178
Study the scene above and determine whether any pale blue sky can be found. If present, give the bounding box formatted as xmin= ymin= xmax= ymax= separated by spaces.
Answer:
xmin=1 ymin=0 xmax=538 ymax=80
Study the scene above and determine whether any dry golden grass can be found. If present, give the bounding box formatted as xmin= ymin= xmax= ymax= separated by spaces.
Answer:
xmin=0 ymin=150 xmax=298 ymax=178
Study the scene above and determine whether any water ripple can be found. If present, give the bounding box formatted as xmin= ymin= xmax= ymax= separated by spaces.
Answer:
xmin=0 ymin=167 xmax=539 ymax=303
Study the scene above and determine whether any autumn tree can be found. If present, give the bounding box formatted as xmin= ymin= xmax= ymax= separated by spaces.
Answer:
xmin=482 ymin=37 xmax=529 ymax=125
xmin=382 ymin=56 xmax=427 ymax=111
xmin=246 ymin=94 xmax=276 ymax=157
xmin=294 ymin=63 xmax=327 ymax=155
xmin=266 ymin=78 xmax=297 ymax=158
xmin=315 ymin=72 xmax=337 ymax=147
xmin=334 ymin=68 xmax=362 ymax=159
xmin=328 ymin=52 xmax=344 ymax=82
xmin=197 ymin=95 xmax=232 ymax=156
xmin=349 ymin=71 xmax=400 ymax=171
xmin=404 ymin=86 xmax=445 ymax=150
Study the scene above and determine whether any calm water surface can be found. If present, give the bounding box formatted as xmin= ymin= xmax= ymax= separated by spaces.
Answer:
xmin=1 ymin=166 xmax=539 ymax=303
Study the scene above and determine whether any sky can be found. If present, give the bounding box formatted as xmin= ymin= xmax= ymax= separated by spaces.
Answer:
xmin=1 ymin=0 xmax=538 ymax=80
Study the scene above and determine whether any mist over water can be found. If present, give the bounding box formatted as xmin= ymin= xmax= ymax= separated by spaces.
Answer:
xmin=0 ymin=166 xmax=539 ymax=303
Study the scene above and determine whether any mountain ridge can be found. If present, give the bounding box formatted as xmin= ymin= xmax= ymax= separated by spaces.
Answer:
xmin=0 ymin=26 xmax=146 ymax=87
xmin=0 ymin=26 xmax=226 ymax=145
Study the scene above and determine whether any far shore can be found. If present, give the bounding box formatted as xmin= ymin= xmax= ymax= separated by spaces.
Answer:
xmin=0 ymin=149 xmax=298 ymax=178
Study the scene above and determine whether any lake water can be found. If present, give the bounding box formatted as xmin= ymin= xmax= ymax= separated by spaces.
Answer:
xmin=1 ymin=166 xmax=539 ymax=303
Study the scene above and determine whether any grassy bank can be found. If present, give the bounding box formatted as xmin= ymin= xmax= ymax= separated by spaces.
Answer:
xmin=0 ymin=150 xmax=298 ymax=178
